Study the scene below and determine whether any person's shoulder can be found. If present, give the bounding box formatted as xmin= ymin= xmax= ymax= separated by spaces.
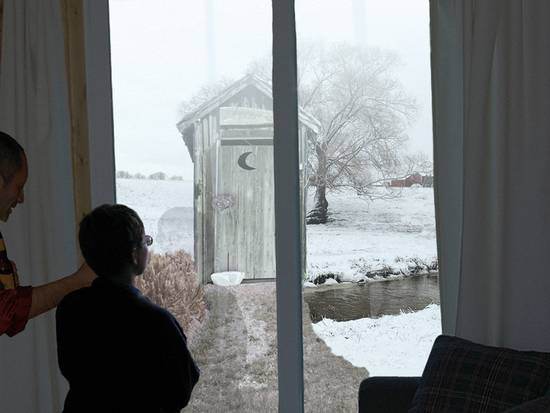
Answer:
xmin=57 ymin=286 xmax=92 ymax=311
xmin=141 ymin=299 xmax=175 ymax=321
xmin=140 ymin=299 xmax=183 ymax=332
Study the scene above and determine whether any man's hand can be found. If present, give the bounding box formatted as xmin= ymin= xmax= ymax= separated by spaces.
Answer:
xmin=74 ymin=263 xmax=96 ymax=288
xmin=28 ymin=263 xmax=97 ymax=319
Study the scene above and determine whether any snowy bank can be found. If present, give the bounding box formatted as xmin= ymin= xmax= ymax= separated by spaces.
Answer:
xmin=306 ymin=187 xmax=437 ymax=283
xmin=312 ymin=304 xmax=441 ymax=376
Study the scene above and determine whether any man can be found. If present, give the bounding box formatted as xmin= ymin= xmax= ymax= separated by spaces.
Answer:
xmin=56 ymin=204 xmax=199 ymax=412
xmin=0 ymin=131 xmax=95 ymax=336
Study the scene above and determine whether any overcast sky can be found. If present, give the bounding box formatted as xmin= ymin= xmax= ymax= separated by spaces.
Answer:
xmin=109 ymin=0 xmax=432 ymax=178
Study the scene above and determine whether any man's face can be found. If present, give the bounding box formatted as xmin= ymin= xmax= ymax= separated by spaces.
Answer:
xmin=0 ymin=155 xmax=28 ymax=222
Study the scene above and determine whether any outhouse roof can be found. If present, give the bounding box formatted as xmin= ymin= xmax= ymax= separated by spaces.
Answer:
xmin=176 ymin=74 xmax=321 ymax=135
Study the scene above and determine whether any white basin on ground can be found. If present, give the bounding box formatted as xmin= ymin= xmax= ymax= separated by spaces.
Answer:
xmin=211 ymin=271 xmax=245 ymax=286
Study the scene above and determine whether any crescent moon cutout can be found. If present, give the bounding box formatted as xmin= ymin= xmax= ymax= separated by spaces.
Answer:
xmin=237 ymin=152 xmax=256 ymax=171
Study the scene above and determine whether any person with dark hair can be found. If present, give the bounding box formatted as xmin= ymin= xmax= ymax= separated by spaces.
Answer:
xmin=0 ymin=131 xmax=95 ymax=336
xmin=56 ymin=204 xmax=200 ymax=413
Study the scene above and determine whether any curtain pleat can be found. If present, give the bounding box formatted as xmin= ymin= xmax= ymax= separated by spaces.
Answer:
xmin=0 ymin=0 xmax=77 ymax=411
xmin=432 ymin=0 xmax=550 ymax=351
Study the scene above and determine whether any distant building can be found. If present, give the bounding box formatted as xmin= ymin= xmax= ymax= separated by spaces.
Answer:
xmin=421 ymin=175 xmax=433 ymax=187
xmin=390 ymin=173 xmax=433 ymax=188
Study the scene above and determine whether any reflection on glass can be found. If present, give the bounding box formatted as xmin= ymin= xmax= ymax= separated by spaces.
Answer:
xmin=111 ymin=1 xmax=278 ymax=411
xmin=296 ymin=0 xmax=441 ymax=411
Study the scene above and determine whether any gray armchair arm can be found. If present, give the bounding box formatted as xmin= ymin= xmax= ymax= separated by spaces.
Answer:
xmin=358 ymin=376 xmax=421 ymax=413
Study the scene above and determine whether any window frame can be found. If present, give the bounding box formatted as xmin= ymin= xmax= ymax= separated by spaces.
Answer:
xmin=272 ymin=1 xmax=305 ymax=411
xmin=83 ymin=0 xmax=116 ymax=207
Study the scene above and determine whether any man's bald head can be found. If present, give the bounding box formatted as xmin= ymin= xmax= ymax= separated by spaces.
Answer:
xmin=0 ymin=132 xmax=27 ymax=222
xmin=0 ymin=131 xmax=25 ymax=187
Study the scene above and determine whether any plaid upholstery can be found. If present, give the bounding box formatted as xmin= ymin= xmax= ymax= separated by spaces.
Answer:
xmin=503 ymin=396 xmax=550 ymax=412
xmin=408 ymin=335 xmax=550 ymax=413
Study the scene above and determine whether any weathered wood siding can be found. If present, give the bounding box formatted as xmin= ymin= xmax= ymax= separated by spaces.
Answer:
xmin=203 ymin=115 xmax=217 ymax=283
xmin=192 ymin=84 xmax=309 ymax=283
xmin=300 ymin=125 xmax=308 ymax=277
xmin=193 ymin=123 xmax=204 ymax=284
xmin=223 ymin=85 xmax=272 ymax=111
xmin=215 ymin=143 xmax=275 ymax=278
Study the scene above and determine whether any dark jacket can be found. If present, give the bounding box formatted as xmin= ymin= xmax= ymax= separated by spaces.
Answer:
xmin=56 ymin=277 xmax=200 ymax=413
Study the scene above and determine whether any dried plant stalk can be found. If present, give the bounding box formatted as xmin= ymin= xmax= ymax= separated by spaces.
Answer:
xmin=135 ymin=250 xmax=207 ymax=341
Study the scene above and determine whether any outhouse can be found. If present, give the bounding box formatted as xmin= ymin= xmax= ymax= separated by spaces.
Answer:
xmin=177 ymin=74 xmax=320 ymax=283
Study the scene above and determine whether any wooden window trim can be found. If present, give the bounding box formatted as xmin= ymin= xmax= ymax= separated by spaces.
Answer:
xmin=60 ymin=0 xmax=92 ymax=246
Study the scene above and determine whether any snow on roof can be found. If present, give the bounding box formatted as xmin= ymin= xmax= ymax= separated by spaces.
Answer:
xmin=219 ymin=107 xmax=273 ymax=127
xmin=176 ymin=74 xmax=320 ymax=135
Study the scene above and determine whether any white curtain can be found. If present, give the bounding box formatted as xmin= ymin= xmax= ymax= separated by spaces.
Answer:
xmin=0 ymin=1 xmax=77 ymax=412
xmin=431 ymin=0 xmax=550 ymax=351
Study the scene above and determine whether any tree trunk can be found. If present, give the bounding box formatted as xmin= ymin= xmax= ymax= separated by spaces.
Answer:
xmin=307 ymin=184 xmax=329 ymax=224
xmin=307 ymin=142 xmax=329 ymax=224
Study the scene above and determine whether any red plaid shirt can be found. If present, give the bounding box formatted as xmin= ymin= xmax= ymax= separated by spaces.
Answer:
xmin=0 ymin=286 xmax=32 ymax=336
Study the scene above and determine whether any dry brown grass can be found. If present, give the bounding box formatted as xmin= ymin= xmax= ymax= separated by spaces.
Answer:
xmin=135 ymin=256 xmax=366 ymax=411
xmin=135 ymin=250 xmax=207 ymax=342
xmin=186 ymin=283 xmax=367 ymax=413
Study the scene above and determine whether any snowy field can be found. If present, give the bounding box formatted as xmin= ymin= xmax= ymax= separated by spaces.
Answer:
xmin=116 ymin=178 xmax=194 ymax=255
xmin=116 ymin=179 xmax=437 ymax=282
xmin=312 ymin=304 xmax=441 ymax=376
xmin=306 ymin=187 xmax=437 ymax=282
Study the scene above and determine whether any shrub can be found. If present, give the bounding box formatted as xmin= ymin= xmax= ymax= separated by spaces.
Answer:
xmin=135 ymin=250 xmax=207 ymax=342
xmin=148 ymin=172 xmax=167 ymax=180
xmin=351 ymin=256 xmax=439 ymax=279
xmin=311 ymin=272 xmax=342 ymax=285
xmin=116 ymin=170 xmax=131 ymax=179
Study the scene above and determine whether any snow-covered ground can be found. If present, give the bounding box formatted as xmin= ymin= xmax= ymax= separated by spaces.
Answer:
xmin=306 ymin=187 xmax=437 ymax=282
xmin=116 ymin=178 xmax=441 ymax=376
xmin=313 ymin=304 xmax=441 ymax=376
xmin=116 ymin=179 xmax=437 ymax=282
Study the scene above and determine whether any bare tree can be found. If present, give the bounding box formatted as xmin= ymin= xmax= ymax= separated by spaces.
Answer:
xmin=180 ymin=42 xmax=418 ymax=224
xmin=178 ymin=77 xmax=235 ymax=119
xmin=249 ymin=43 xmax=417 ymax=222
xmin=294 ymin=43 xmax=417 ymax=223
xmin=402 ymin=152 xmax=433 ymax=176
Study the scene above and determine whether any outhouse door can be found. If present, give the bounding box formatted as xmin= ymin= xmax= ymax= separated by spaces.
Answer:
xmin=213 ymin=107 xmax=276 ymax=279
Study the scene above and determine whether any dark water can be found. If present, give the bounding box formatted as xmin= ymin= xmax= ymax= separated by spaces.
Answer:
xmin=303 ymin=274 xmax=440 ymax=322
